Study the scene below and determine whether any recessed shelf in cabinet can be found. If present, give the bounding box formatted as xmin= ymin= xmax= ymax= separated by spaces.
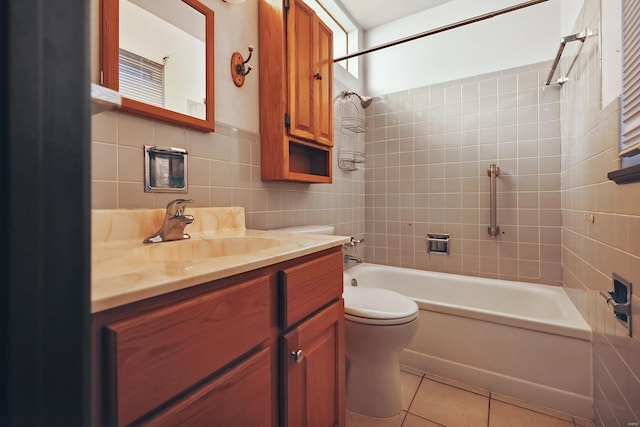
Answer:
xmin=289 ymin=141 xmax=331 ymax=181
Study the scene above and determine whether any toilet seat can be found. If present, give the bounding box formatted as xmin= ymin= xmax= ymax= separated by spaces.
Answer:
xmin=343 ymin=286 xmax=419 ymax=325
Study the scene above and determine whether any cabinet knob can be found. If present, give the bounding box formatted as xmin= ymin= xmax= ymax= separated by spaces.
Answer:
xmin=313 ymin=73 xmax=322 ymax=80
xmin=290 ymin=349 xmax=304 ymax=363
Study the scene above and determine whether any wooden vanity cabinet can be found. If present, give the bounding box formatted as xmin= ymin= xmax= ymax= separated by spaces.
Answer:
xmin=259 ymin=0 xmax=334 ymax=183
xmin=92 ymin=247 xmax=345 ymax=427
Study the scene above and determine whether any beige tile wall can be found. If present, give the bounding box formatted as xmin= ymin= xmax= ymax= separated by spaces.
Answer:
xmin=561 ymin=1 xmax=640 ymax=425
xmin=91 ymin=83 xmax=365 ymax=238
xmin=363 ymin=61 xmax=563 ymax=284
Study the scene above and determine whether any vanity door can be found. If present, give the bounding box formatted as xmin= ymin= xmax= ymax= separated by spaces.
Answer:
xmin=103 ymin=276 xmax=270 ymax=426
xmin=144 ymin=348 xmax=272 ymax=427
xmin=280 ymin=300 xmax=345 ymax=427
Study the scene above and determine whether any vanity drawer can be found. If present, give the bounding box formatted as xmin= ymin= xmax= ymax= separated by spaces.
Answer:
xmin=104 ymin=275 xmax=270 ymax=427
xmin=144 ymin=347 xmax=272 ymax=427
xmin=278 ymin=249 xmax=343 ymax=329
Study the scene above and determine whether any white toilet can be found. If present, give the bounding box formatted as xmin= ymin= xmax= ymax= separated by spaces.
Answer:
xmin=342 ymin=284 xmax=418 ymax=418
xmin=274 ymin=225 xmax=419 ymax=418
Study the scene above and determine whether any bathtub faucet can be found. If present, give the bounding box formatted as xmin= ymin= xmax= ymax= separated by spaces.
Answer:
xmin=343 ymin=236 xmax=364 ymax=263
xmin=344 ymin=254 xmax=363 ymax=264
xmin=143 ymin=199 xmax=194 ymax=243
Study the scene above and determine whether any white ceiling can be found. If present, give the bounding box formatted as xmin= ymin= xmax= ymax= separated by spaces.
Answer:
xmin=129 ymin=0 xmax=205 ymax=41
xmin=336 ymin=0 xmax=455 ymax=30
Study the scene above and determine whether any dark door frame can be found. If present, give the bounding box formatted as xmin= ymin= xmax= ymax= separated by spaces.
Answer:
xmin=1 ymin=0 xmax=91 ymax=426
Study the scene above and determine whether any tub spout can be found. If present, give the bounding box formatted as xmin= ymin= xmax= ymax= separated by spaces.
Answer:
xmin=344 ymin=254 xmax=362 ymax=264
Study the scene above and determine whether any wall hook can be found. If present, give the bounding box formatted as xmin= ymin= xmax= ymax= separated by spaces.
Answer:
xmin=231 ymin=45 xmax=254 ymax=87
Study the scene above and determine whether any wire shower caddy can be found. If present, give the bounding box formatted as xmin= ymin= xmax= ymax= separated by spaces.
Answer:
xmin=336 ymin=98 xmax=368 ymax=171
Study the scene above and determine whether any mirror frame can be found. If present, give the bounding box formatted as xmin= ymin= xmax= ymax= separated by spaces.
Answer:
xmin=100 ymin=0 xmax=215 ymax=132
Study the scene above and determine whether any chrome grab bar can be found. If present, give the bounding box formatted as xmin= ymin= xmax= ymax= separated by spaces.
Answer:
xmin=545 ymin=28 xmax=594 ymax=86
xmin=487 ymin=164 xmax=500 ymax=238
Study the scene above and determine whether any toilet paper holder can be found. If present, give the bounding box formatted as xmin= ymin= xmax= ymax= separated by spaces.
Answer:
xmin=600 ymin=273 xmax=632 ymax=336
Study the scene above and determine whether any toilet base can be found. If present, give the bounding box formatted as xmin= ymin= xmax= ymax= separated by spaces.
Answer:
xmin=346 ymin=352 xmax=403 ymax=418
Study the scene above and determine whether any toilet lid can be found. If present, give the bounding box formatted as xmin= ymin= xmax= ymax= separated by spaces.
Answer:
xmin=343 ymin=286 xmax=419 ymax=325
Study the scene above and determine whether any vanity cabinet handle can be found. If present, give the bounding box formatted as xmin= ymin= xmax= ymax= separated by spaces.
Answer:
xmin=290 ymin=349 xmax=304 ymax=363
xmin=313 ymin=73 xmax=322 ymax=80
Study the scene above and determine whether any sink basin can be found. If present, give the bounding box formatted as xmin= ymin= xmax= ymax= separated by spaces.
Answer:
xmin=130 ymin=237 xmax=282 ymax=261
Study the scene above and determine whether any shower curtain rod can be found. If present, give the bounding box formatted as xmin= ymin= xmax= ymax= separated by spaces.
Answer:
xmin=333 ymin=0 xmax=550 ymax=63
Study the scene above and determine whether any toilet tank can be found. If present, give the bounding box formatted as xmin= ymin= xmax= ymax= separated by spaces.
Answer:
xmin=274 ymin=225 xmax=335 ymax=235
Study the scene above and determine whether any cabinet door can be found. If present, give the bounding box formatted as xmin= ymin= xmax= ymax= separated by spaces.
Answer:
xmin=314 ymin=17 xmax=333 ymax=147
xmin=287 ymin=0 xmax=316 ymax=142
xmin=144 ymin=347 xmax=272 ymax=427
xmin=104 ymin=276 xmax=270 ymax=426
xmin=281 ymin=300 xmax=345 ymax=427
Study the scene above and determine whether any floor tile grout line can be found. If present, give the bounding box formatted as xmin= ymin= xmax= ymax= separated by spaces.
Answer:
xmin=403 ymin=372 xmax=424 ymax=421
xmin=487 ymin=393 xmax=492 ymax=427
xmin=401 ymin=411 xmax=447 ymax=427
xmin=398 ymin=410 xmax=408 ymax=427
xmin=490 ymin=390 xmax=580 ymax=427
xmin=403 ymin=368 xmax=591 ymax=426
xmin=492 ymin=394 xmax=577 ymax=425
xmin=403 ymin=373 xmax=448 ymax=427
xmin=423 ymin=371 xmax=490 ymax=398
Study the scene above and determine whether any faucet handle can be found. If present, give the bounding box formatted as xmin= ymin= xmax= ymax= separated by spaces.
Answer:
xmin=165 ymin=198 xmax=193 ymax=216
xmin=350 ymin=236 xmax=364 ymax=245
xmin=343 ymin=236 xmax=364 ymax=249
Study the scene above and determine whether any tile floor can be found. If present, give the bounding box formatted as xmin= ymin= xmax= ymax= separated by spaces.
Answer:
xmin=346 ymin=368 xmax=595 ymax=427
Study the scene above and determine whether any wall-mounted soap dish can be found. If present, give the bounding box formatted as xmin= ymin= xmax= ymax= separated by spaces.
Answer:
xmin=427 ymin=233 xmax=450 ymax=254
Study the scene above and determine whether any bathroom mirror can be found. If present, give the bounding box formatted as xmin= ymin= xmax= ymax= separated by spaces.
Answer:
xmin=101 ymin=0 xmax=215 ymax=132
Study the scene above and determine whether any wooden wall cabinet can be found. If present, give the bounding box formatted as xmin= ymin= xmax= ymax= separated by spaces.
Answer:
xmin=259 ymin=0 xmax=334 ymax=183
xmin=92 ymin=248 xmax=345 ymax=427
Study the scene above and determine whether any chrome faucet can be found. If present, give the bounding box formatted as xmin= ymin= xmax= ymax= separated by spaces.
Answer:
xmin=343 ymin=236 xmax=364 ymax=264
xmin=344 ymin=254 xmax=363 ymax=264
xmin=143 ymin=199 xmax=195 ymax=243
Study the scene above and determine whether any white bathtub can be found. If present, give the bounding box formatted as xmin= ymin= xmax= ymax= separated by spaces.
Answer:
xmin=343 ymin=263 xmax=593 ymax=419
